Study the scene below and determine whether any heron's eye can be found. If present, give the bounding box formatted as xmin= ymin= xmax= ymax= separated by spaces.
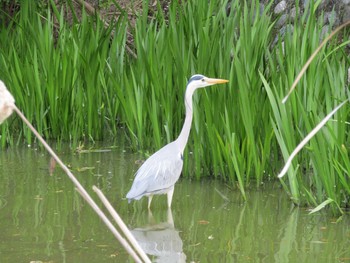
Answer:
xmin=201 ymin=79 xmax=205 ymax=82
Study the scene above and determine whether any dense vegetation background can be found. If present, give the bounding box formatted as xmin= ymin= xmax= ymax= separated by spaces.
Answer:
xmin=0 ymin=0 xmax=349 ymax=213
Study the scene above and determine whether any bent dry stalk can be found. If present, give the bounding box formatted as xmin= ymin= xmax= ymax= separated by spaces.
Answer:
xmin=282 ymin=20 xmax=350 ymax=104
xmin=0 ymin=81 xmax=149 ymax=262
xmin=278 ymin=100 xmax=348 ymax=178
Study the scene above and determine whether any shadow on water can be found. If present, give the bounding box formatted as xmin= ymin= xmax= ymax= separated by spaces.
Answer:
xmin=0 ymin=143 xmax=350 ymax=262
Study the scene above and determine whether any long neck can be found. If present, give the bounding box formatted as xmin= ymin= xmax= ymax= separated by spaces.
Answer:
xmin=175 ymin=88 xmax=195 ymax=152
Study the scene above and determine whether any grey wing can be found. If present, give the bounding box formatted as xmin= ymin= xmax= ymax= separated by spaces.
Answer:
xmin=126 ymin=143 xmax=183 ymax=200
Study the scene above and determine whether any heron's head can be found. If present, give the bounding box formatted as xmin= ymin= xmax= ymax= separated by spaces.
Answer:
xmin=186 ymin=74 xmax=229 ymax=90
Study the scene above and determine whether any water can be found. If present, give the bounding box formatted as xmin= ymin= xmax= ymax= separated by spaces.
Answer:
xmin=0 ymin=144 xmax=349 ymax=262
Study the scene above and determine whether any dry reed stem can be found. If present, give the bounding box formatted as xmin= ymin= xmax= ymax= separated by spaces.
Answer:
xmin=282 ymin=20 xmax=350 ymax=104
xmin=10 ymin=104 xmax=144 ymax=262
xmin=93 ymin=186 xmax=152 ymax=263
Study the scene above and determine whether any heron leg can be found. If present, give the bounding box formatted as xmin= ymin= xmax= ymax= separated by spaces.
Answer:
xmin=167 ymin=187 xmax=174 ymax=208
xmin=167 ymin=208 xmax=174 ymax=226
xmin=148 ymin=195 xmax=153 ymax=210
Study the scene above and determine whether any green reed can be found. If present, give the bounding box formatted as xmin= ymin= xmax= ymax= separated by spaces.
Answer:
xmin=1 ymin=0 xmax=350 ymax=211
xmin=0 ymin=2 xmax=128 ymax=145
xmin=262 ymin=2 xmax=350 ymax=212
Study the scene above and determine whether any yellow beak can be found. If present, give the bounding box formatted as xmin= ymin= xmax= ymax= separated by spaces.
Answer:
xmin=205 ymin=78 xmax=229 ymax=84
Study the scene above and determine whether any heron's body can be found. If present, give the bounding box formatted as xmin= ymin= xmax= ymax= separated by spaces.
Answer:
xmin=126 ymin=74 xmax=228 ymax=209
xmin=126 ymin=141 xmax=183 ymax=208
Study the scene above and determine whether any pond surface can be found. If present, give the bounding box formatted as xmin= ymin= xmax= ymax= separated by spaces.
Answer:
xmin=0 ymin=143 xmax=349 ymax=263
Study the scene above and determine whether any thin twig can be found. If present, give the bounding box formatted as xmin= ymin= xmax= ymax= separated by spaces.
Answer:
xmin=75 ymin=0 xmax=95 ymax=15
xmin=93 ymin=186 xmax=152 ymax=263
xmin=282 ymin=20 xmax=350 ymax=104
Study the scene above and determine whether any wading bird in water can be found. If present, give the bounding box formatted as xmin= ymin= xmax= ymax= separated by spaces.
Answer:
xmin=126 ymin=74 xmax=229 ymax=209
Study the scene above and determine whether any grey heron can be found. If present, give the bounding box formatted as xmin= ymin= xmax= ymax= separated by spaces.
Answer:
xmin=126 ymin=74 xmax=229 ymax=209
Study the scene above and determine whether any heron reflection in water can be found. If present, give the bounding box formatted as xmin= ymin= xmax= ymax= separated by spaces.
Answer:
xmin=131 ymin=209 xmax=186 ymax=262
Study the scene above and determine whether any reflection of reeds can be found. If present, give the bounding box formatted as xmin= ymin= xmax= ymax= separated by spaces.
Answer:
xmin=1 ymin=1 xmax=350 ymax=211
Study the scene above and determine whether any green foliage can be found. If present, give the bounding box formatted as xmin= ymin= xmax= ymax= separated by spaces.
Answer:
xmin=261 ymin=1 xmax=350 ymax=212
xmin=0 ymin=1 xmax=127 ymax=144
xmin=0 ymin=0 xmax=350 ymax=212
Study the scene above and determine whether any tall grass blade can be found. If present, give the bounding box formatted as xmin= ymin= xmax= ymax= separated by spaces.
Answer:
xmin=307 ymin=198 xmax=345 ymax=215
